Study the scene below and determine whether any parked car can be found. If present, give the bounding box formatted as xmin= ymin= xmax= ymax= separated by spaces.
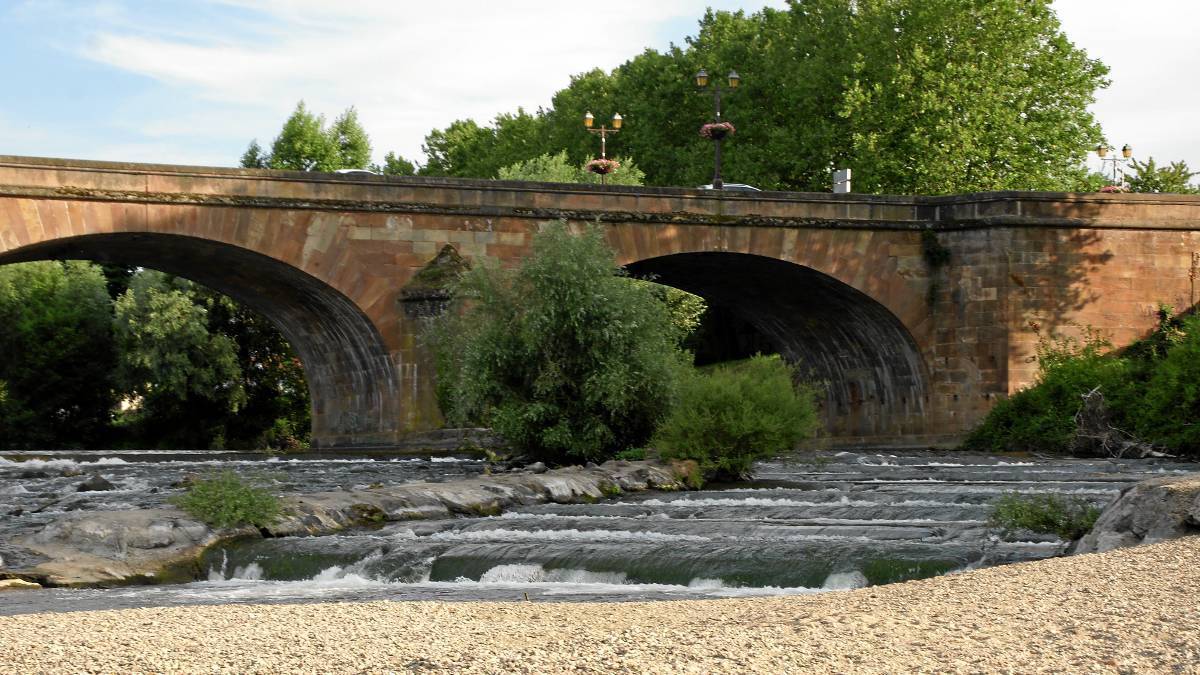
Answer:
xmin=697 ymin=183 xmax=761 ymax=192
xmin=333 ymin=169 xmax=380 ymax=177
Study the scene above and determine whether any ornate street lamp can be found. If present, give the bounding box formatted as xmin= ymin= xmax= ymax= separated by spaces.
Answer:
xmin=695 ymin=68 xmax=740 ymax=190
xmin=584 ymin=111 xmax=623 ymax=185
xmin=1096 ymin=143 xmax=1133 ymax=185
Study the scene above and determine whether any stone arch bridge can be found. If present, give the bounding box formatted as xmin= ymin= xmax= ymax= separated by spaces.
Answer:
xmin=3 ymin=156 xmax=1199 ymax=448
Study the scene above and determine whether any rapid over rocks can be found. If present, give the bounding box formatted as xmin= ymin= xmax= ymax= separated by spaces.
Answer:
xmin=2 ymin=460 xmax=690 ymax=587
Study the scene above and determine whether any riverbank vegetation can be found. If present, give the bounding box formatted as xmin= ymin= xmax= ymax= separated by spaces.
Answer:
xmin=988 ymin=493 xmax=1101 ymax=541
xmin=0 ymin=261 xmax=310 ymax=450
xmin=654 ymin=356 xmax=818 ymax=481
xmin=965 ymin=309 xmax=1200 ymax=458
xmin=429 ymin=224 xmax=822 ymax=475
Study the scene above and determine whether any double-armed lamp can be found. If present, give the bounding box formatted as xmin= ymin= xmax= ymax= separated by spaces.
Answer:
xmin=583 ymin=111 xmax=622 ymax=159
xmin=694 ymin=68 xmax=740 ymax=91
xmin=1096 ymin=143 xmax=1133 ymax=184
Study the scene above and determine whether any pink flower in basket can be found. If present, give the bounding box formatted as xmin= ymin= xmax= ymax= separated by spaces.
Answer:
xmin=586 ymin=158 xmax=620 ymax=175
xmin=699 ymin=122 xmax=736 ymax=139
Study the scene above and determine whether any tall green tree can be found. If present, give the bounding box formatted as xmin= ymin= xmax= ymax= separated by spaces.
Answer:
xmin=416 ymin=1 xmax=1110 ymax=194
xmin=242 ymin=101 xmax=404 ymax=174
xmin=376 ymin=151 xmax=416 ymax=176
xmin=328 ymin=106 xmax=372 ymax=170
xmin=193 ymin=287 xmax=311 ymax=449
xmin=0 ymin=261 xmax=117 ymax=448
xmin=240 ymin=139 xmax=268 ymax=169
xmin=838 ymin=0 xmax=1108 ymax=193
xmin=263 ymin=101 xmax=337 ymax=171
xmin=1125 ymin=157 xmax=1199 ymax=194
xmin=113 ymin=272 xmax=245 ymax=448
xmin=419 ymin=109 xmax=550 ymax=178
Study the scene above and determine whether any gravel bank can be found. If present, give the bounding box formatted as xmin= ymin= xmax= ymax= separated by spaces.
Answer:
xmin=2 ymin=537 xmax=1198 ymax=673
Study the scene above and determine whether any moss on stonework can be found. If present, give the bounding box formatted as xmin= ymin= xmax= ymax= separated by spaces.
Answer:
xmin=404 ymin=244 xmax=470 ymax=293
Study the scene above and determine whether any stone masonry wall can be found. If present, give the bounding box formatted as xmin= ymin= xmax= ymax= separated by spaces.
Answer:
xmin=2 ymin=156 xmax=1199 ymax=447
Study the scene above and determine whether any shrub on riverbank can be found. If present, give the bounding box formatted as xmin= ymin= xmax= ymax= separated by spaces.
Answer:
xmin=653 ymin=355 xmax=820 ymax=480
xmin=988 ymin=492 xmax=1101 ymax=541
xmin=965 ymin=311 xmax=1200 ymax=457
xmin=171 ymin=470 xmax=281 ymax=529
xmin=964 ymin=327 xmax=1135 ymax=453
xmin=429 ymin=222 xmax=686 ymax=464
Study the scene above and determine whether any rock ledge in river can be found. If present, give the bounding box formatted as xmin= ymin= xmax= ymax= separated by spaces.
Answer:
xmin=4 ymin=460 xmax=692 ymax=587
xmin=1075 ymin=473 xmax=1200 ymax=554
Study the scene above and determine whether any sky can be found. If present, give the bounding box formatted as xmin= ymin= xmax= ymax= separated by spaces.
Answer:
xmin=1 ymin=0 xmax=1197 ymax=180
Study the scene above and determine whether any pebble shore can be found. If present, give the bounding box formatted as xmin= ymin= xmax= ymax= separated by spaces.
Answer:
xmin=2 ymin=536 xmax=1198 ymax=673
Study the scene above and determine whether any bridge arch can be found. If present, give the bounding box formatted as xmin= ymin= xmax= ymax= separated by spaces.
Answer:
xmin=0 ymin=233 xmax=401 ymax=447
xmin=625 ymin=252 xmax=930 ymax=441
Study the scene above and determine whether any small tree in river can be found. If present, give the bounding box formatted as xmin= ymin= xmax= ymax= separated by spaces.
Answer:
xmin=429 ymin=222 xmax=686 ymax=464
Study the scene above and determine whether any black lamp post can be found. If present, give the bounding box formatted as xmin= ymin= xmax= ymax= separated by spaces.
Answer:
xmin=584 ymin=111 xmax=623 ymax=185
xmin=695 ymin=68 xmax=740 ymax=190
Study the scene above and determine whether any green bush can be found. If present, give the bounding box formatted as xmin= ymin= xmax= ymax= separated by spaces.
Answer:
xmin=1134 ymin=314 xmax=1200 ymax=453
xmin=988 ymin=492 xmax=1101 ymax=541
xmin=652 ymin=355 xmax=820 ymax=480
xmin=429 ymin=222 xmax=686 ymax=464
xmin=965 ymin=312 xmax=1200 ymax=457
xmin=170 ymin=470 xmax=281 ymax=529
xmin=963 ymin=327 xmax=1134 ymax=453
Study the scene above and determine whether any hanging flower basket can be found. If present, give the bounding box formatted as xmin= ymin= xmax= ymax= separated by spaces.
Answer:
xmin=699 ymin=121 xmax=736 ymax=140
xmin=1098 ymin=185 xmax=1128 ymax=193
xmin=586 ymin=158 xmax=620 ymax=175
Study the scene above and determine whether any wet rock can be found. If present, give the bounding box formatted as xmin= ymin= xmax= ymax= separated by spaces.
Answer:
xmin=170 ymin=473 xmax=201 ymax=489
xmin=11 ymin=509 xmax=247 ymax=587
xmin=15 ymin=460 xmax=689 ymax=586
xmin=1075 ymin=474 xmax=1200 ymax=554
xmin=19 ymin=470 xmax=51 ymax=479
xmin=76 ymin=474 xmax=115 ymax=492
xmin=59 ymin=466 xmax=83 ymax=478
xmin=527 ymin=462 xmax=548 ymax=474
xmin=0 ymin=578 xmax=41 ymax=591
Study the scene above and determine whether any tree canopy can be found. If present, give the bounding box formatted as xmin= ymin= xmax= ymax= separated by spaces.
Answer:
xmin=242 ymin=101 xmax=417 ymax=175
xmin=411 ymin=0 xmax=1110 ymax=194
xmin=1125 ymin=157 xmax=1199 ymax=194
xmin=497 ymin=151 xmax=646 ymax=186
xmin=0 ymin=261 xmax=116 ymax=448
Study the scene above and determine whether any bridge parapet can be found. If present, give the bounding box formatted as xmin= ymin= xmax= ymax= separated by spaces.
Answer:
xmin=3 ymin=155 xmax=1200 ymax=447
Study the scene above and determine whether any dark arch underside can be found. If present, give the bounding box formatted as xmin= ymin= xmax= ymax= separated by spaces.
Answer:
xmin=626 ymin=252 xmax=929 ymax=441
xmin=0 ymin=233 xmax=401 ymax=447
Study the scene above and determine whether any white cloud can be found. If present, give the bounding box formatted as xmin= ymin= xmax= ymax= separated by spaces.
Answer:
xmin=1054 ymin=0 xmax=1200 ymax=173
xmin=13 ymin=0 xmax=1198 ymax=176
xmin=75 ymin=0 xmax=710 ymax=162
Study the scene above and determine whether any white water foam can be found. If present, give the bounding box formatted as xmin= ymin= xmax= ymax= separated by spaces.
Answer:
xmin=429 ymin=528 xmax=711 ymax=544
xmin=0 ymin=456 xmax=128 ymax=472
xmin=821 ymin=570 xmax=869 ymax=590
xmin=634 ymin=496 xmax=880 ymax=508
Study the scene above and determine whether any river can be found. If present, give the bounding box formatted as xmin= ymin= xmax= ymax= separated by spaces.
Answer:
xmin=0 ymin=449 xmax=1193 ymax=615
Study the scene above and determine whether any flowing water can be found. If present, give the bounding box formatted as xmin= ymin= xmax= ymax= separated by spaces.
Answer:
xmin=1 ymin=449 xmax=1194 ymax=615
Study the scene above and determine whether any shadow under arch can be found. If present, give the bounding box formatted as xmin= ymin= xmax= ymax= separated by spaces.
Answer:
xmin=0 ymin=232 xmax=400 ymax=448
xmin=626 ymin=252 xmax=930 ymax=443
